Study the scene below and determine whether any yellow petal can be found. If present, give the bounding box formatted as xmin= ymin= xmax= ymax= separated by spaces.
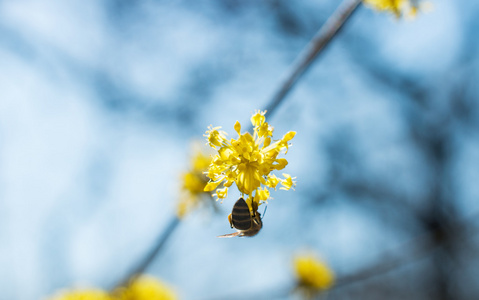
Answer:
xmin=250 ymin=110 xmax=266 ymax=127
xmin=263 ymin=137 xmax=271 ymax=147
xmin=215 ymin=187 xmax=228 ymax=199
xmin=257 ymin=188 xmax=270 ymax=201
xmin=234 ymin=120 xmax=241 ymax=134
xmin=266 ymin=174 xmax=280 ymax=189
xmin=204 ymin=180 xmax=223 ymax=192
xmin=282 ymin=131 xmax=296 ymax=142
xmin=273 ymin=158 xmax=288 ymax=170
xmin=280 ymin=173 xmax=296 ymax=191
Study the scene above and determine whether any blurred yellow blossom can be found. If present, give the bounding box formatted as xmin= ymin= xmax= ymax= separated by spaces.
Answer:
xmin=46 ymin=289 xmax=112 ymax=300
xmin=294 ymin=253 xmax=335 ymax=293
xmin=177 ymin=144 xmax=214 ymax=218
xmin=363 ymin=0 xmax=428 ymax=18
xmin=204 ymin=110 xmax=296 ymax=211
xmin=115 ymin=275 xmax=177 ymax=300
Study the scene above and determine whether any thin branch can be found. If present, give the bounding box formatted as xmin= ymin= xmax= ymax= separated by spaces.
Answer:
xmin=264 ymin=0 xmax=362 ymax=119
xmin=333 ymin=234 xmax=436 ymax=290
xmin=332 ymin=213 xmax=479 ymax=293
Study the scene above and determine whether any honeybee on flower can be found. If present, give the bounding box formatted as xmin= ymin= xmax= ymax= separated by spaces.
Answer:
xmin=203 ymin=110 xmax=296 ymax=214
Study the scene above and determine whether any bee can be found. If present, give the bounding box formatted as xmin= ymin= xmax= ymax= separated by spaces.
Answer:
xmin=217 ymin=198 xmax=263 ymax=238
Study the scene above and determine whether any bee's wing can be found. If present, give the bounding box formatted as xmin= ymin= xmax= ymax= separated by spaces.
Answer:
xmin=217 ymin=232 xmax=242 ymax=238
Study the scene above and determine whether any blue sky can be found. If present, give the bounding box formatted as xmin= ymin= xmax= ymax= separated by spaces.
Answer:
xmin=1 ymin=0 xmax=478 ymax=299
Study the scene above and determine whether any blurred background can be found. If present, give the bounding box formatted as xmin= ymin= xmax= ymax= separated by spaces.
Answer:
xmin=1 ymin=0 xmax=479 ymax=299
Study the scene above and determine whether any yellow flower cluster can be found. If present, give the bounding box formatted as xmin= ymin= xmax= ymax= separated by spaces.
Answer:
xmin=46 ymin=276 xmax=177 ymax=300
xmin=363 ymin=0 xmax=423 ymax=17
xmin=177 ymin=146 xmax=213 ymax=218
xmin=294 ymin=254 xmax=335 ymax=291
xmin=204 ymin=110 xmax=296 ymax=210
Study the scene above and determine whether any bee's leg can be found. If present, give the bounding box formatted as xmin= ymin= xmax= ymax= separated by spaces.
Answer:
xmin=251 ymin=200 xmax=258 ymax=217
xmin=228 ymin=213 xmax=233 ymax=228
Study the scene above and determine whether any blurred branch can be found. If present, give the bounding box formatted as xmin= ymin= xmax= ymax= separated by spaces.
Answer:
xmin=340 ymin=179 xmax=428 ymax=227
xmin=333 ymin=210 xmax=479 ymax=296
xmin=264 ymin=0 xmax=362 ymax=119
xmin=337 ymin=34 xmax=479 ymax=298
xmin=333 ymin=233 xmax=436 ymax=290
xmin=0 ymin=21 xmax=190 ymax=128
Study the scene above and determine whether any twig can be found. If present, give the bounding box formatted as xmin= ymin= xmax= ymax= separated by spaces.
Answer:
xmin=333 ymin=212 xmax=479 ymax=293
xmin=264 ymin=0 xmax=362 ymax=119
xmin=333 ymin=233 xmax=436 ymax=289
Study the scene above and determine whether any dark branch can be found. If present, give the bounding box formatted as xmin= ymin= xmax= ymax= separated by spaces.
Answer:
xmin=264 ymin=0 xmax=362 ymax=119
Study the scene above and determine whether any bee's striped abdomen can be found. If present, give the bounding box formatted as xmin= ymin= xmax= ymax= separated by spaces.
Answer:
xmin=231 ymin=198 xmax=252 ymax=230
